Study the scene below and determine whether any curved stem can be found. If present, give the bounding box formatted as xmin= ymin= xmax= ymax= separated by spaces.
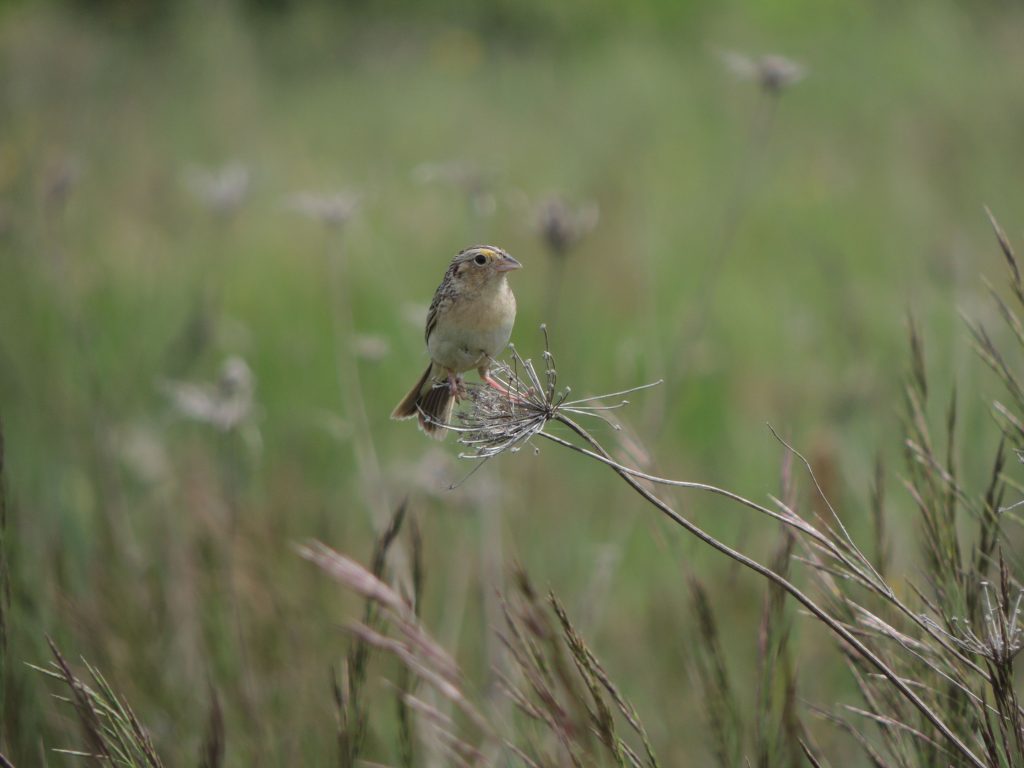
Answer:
xmin=549 ymin=414 xmax=987 ymax=768
xmin=541 ymin=422 xmax=993 ymax=679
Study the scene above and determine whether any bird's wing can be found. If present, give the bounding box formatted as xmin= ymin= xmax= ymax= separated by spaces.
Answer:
xmin=424 ymin=267 xmax=456 ymax=343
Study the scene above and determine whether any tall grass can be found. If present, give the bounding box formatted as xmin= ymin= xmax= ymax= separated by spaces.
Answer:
xmin=4 ymin=4 xmax=1024 ymax=765
xmin=19 ymin=213 xmax=1024 ymax=764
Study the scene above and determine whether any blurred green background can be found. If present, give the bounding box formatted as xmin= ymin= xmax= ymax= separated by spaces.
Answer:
xmin=2 ymin=0 xmax=1024 ymax=763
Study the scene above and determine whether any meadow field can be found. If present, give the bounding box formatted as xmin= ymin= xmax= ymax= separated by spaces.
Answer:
xmin=2 ymin=1 xmax=1024 ymax=765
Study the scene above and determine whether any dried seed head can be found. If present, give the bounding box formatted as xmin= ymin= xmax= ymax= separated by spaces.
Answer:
xmin=535 ymin=196 xmax=599 ymax=257
xmin=452 ymin=328 xmax=659 ymax=461
xmin=932 ymin=583 xmax=1024 ymax=665
xmin=720 ymin=50 xmax=806 ymax=94
xmin=455 ymin=347 xmax=559 ymax=460
xmin=159 ymin=355 xmax=255 ymax=432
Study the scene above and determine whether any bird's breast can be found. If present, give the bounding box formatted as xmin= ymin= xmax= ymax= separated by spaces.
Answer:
xmin=447 ymin=281 xmax=516 ymax=330
xmin=428 ymin=280 xmax=516 ymax=372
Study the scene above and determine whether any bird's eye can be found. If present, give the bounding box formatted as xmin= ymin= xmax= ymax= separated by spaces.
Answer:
xmin=474 ymin=253 xmax=488 ymax=265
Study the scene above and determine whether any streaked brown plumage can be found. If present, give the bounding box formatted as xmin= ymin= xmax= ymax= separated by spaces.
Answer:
xmin=391 ymin=245 xmax=522 ymax=438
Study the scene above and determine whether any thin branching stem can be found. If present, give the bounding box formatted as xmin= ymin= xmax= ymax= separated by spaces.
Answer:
xmin=546 ymin=414 xmax=988 ymax=768
xmin=542 ymin=419 xmax=998 ymax=689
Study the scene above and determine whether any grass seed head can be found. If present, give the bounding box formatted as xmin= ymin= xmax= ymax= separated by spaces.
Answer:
xmin=946 ymin=584 xmax=1024 ymax=665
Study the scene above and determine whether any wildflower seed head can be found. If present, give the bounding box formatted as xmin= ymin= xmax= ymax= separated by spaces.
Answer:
xmin=757 ymin=54 xmax=805 ymax=92
xmin=160 ymin=355 xmax=255 ymax=432
xmin=455 ymin=346 xmax=562 ymax=460
xmin=536 ymin=196 xmax=599 ymax=258
xmin=720 ymin=50 xmax=806 ymax=94
xmin=452 ymin=328 xmax=661 ymax=461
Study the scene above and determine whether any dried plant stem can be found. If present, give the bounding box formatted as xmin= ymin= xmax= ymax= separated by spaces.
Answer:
xmin=543 ymin=257 xmax=568 ymax=334
xmin=544 ymin=414 xmax=993 ymax=687
xmin=544 ymin=414 xmax=987 ymax=768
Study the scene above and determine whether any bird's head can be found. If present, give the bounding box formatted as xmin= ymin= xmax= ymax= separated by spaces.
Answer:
xmin=450 ymin=245 xmax=522 ymax=289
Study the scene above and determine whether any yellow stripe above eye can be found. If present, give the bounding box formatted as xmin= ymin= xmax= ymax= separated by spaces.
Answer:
xmin=478 ymin=248 xmax=495 ymax=259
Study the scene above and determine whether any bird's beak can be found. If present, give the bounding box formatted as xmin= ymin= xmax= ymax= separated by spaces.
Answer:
xmin=493 ymin=254 xmax=522 ymax=272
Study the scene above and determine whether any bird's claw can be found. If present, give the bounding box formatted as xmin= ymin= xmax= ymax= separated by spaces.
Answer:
xmin=448 ymin=373 xmax=467 ymax=400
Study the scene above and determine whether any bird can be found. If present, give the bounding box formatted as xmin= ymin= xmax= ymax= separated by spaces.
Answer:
xmin=391 ymin=245 xmax=522 ymax=438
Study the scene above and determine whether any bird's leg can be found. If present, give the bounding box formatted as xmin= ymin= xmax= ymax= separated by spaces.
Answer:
xmin=478 ymin=365 xmax=516 ymax=399
xmin=480 ymin=356 xmax=536 ymax=402
xmin=444 ymin=371 xmax=469 ymax=401
xmin=447 ymin=370 xmax=463 ymax=399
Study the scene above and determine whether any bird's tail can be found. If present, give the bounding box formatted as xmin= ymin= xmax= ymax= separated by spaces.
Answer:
xmin=390 ymin=363 xmax=454 ymax=439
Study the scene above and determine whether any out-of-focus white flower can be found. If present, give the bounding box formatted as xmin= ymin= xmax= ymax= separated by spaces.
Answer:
xmin=286 ymin=190 xmax=360 ymax=228
xmin=719 ymin=50 xmax=806 ymax=93
xmin=160 ymin=356 xmax=254 ymax=432
xmin=184 ymin=162 xmax=250 ymax=216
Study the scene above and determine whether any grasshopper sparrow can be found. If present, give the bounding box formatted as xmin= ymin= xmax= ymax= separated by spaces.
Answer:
xmin=392 ymin=245 xmax=522 ymax=438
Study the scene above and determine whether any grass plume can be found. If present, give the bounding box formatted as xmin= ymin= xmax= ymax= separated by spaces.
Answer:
xmin=31 ymin=638 xmax=164 ymax=767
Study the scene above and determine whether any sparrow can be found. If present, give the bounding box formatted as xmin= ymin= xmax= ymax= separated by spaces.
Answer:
xmin=391 ymin=245 xmax=522 ymax=438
